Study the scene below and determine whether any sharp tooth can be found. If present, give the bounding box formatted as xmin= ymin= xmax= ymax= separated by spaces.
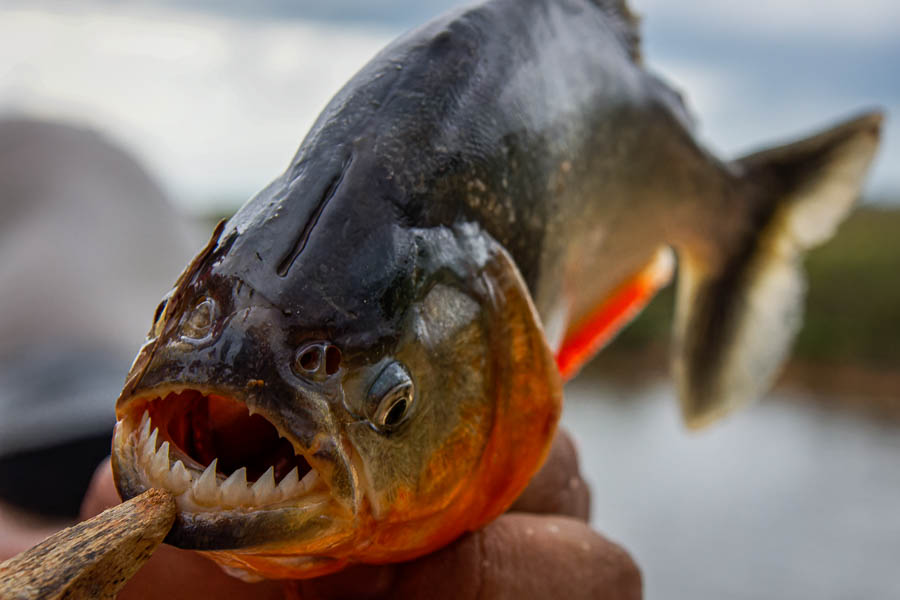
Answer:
xmin=168 ymin=460 xmax=191 ymax=494
xmin=193 ymin=459 xmax=220 ymax=505
xmin=299 ymin=469 xmax=319 ymax=493
xmin=141 ymin=428 xmax=158 ymax=465
xmin=151 ymin=441 xmax=171 ymax=480
xmin=138 ymin=411 xmax=151 ymax=442
xmin=251 ymin=467 xmax=280 ymax=505
xmin=146 ymin=427 xmax=159 ymax=453
xmin=220 ymin=467 xmax=249 ymax=507
xmin=277 ymin=467 xmax=301 ymax=498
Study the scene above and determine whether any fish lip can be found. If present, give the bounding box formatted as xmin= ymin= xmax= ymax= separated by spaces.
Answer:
xmin=112 ymin=382 xmax=356 ymax=551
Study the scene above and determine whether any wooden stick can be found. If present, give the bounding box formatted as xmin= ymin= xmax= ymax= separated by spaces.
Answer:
xmin=0 ymin=489 xmax=175 ymax=600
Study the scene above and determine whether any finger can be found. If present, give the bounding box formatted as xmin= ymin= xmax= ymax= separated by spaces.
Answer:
xmin=297 ymin=514 xmax=640 ymax=600
xmin=116 ymin=542 xmax=283 ymax=600
xmin=397 ymin=514 xmax=640 ymax=600
xmin=79 ymin=458 xmax=283 ymax=599
xmin=298 ymin=429 xmax=592 ymax=599
xmin=508 ymin=428 xmax=591 ymax=520
xmin=289 ymin=564 xmax=397 ymax=600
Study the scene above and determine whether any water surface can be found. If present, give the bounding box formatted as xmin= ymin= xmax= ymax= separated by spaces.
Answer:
xmin=561 ymin=380 xmax=900 ymax=599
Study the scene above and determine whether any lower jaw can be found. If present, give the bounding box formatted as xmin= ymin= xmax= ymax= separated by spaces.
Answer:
xmin=163 ymin=502 xmax=341 ymax=551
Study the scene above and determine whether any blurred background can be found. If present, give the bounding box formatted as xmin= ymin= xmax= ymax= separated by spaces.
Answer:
xmin=0 ymin=0 xmax=897 ymax=597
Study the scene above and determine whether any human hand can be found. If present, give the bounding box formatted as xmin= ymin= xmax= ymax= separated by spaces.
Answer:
xmin=80 ymin=429 xmax=641 ymax=599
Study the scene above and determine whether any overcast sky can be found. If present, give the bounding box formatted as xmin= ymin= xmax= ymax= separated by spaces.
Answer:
xmin=1 ymin=0 xmax=897 ymax=212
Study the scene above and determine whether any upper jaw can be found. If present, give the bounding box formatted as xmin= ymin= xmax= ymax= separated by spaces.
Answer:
xmin=112 ymin=383 xmax=357 ymax=551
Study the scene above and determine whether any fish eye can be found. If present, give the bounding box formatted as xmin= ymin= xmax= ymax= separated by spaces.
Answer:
xmin=367 ymin=361 xmax=415 ymax=432
xmin=182 ymin=297 xmax=215 ymax=340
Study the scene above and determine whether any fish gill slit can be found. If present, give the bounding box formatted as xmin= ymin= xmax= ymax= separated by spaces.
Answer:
xmin=277 ymin=155 xmax=353 ymax=277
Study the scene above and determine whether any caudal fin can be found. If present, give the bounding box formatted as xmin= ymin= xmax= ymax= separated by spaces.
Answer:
xmin=673 ymin=111 xmax=883 ymax=428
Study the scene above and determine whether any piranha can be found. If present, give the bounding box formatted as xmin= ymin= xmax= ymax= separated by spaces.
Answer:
xmin=111 ymin=0 xmax=881 ymax=581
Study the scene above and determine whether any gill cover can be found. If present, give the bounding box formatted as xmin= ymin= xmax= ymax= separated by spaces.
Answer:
xmin=674 ymin=112 xmax=883 ymax=428
xmin=351 ymin=224 xmax=563 ymax=563
xmin=460 ymin=227 xmax=563 ymax=524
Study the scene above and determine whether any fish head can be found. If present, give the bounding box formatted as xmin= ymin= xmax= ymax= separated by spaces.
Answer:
xmin=111 ymin=212 xmax=561 ymax=580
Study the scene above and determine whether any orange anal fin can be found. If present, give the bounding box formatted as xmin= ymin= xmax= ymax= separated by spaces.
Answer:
xmin=556 ymin=247 xmax=674 ymax=381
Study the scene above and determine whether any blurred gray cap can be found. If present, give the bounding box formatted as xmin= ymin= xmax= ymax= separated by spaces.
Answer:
xmin=0 ymin=118 xmax=199 ymax=454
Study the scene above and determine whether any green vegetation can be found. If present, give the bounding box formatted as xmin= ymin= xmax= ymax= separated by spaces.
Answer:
xmin=800 ymin=207 xmax=900 ymax=368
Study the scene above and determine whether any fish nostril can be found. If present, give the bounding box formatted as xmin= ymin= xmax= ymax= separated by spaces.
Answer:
xmin=293 ymin=343 xmax=341 ymax=379
xmin=296 ymin=346 xmax=322 ymax=373
xmin=324 ymin=346 xmax=341 ymax=375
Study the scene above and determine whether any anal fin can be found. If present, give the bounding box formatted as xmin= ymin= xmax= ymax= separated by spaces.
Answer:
xmin=556 ymin=246 xmax=674 ymax=380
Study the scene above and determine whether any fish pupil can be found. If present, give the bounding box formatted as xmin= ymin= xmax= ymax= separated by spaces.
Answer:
xmin=383 ymin=398 xmax=408 ymax=428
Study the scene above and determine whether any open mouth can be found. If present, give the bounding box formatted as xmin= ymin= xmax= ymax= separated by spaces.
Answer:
xmin=119 ymin=390 xmax=326 ymax=512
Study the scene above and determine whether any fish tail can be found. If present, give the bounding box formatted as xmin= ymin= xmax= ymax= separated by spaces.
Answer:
xmin=673 ymin=111 xmax=884 ymax=428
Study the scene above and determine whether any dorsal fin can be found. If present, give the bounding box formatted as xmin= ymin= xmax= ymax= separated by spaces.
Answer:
xmin=592 ymin=0 xmax=642 ymax=62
